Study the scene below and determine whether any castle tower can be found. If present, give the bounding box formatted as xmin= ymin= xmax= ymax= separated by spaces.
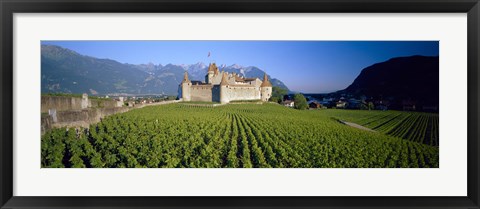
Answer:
xmin=260 ymin=73 xmax=273 ymax=102
xmin=181 ymin=71 xmax=192 ymax=101
xmin=206 ymin=63 xmax=217 ymax=84
xmin=219 ymin=72 xmax=229 ymax=104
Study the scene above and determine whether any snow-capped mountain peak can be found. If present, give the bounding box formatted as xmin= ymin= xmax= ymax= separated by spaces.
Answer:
xmin=229 ymin=64 xmax=243 ymax=69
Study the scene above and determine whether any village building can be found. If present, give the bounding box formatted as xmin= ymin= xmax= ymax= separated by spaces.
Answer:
xmin=308 ymin=101 xmax=322 ymax=109
xmin=179 ymin=63 xmax=273 ymax=104
xmin=282 ymin=100 xmax=295 ymax=107
xmin=336 ymin=101 xmax=347 ymax=109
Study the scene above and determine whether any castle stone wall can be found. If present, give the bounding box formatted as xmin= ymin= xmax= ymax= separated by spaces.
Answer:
xmin=225 ymin=86 xmax=261 ymax=102
xmin=250 ymin=78 xmax=262 ymax=87
xmin=190 ymin=86 xmax=213 ymax=102
xmin=209 ymin=72 xmax=224 ymax=85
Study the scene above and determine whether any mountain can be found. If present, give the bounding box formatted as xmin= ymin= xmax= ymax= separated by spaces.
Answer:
xmin=41 ymin=45 xmax=148 ymax=95
xmin=131 ymin=62 xmax=162 ymax=74
xmin=41 ymin=45 xmax=290 ymax=95
xmin=185 ymin=62 xmax=208 ymax=81
xmin=342 ymin=55 xmax=439 ymax=108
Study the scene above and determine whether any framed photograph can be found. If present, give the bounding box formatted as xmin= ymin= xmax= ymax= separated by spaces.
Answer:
xmin=1 ymin=0 xmax=479 ymax=208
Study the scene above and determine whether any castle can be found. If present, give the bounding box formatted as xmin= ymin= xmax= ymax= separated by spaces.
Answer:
xmin=179 ymin=63 xmax=272 ymax=104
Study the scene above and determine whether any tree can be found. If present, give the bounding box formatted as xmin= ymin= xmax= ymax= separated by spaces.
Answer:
xmin=269 ymin=96 xmax=281 ymax=103
xmin=270 ymin=87 xmax=288 ymax=103
xmin=293 ymin=94 xmax=308 ymax=110
xmin=368 ymin=102 xmax=375 ymax=110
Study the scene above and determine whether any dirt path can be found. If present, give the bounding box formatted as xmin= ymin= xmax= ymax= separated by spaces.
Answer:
xmin=338 ymin=120 xmax=376 ymax=132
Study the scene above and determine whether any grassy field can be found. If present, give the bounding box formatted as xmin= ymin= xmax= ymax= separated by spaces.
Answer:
xmin=41 ymin=103 xmax=439 ymax=168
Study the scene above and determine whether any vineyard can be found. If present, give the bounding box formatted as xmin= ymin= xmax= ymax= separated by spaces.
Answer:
xmin=41 ymin=103 xmax=439 ymax=168
xmin=321 ymin=110 xmax=439 ymax=146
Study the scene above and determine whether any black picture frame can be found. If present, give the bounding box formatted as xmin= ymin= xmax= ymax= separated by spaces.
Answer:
xmin=1 ymin=0 xmax=479 ymax=208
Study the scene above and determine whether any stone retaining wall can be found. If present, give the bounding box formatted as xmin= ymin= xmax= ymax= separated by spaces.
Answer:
xmin=41 ymin=99 xmax=180 ymax=135
xmin=41 ymin=95 xmax=120 ymax=113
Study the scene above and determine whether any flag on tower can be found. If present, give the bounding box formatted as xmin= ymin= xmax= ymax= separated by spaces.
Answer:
xmin=208 ymin=52 xmax=211 ymax=57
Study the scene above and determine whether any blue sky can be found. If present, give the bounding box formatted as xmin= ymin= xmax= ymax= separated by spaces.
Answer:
xmin=42 ymin=41 xmax=439 ymax=93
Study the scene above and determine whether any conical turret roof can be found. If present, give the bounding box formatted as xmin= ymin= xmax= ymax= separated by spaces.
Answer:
xmin=260 ymin=73 xmax=272 ymax=87
xmin=182 ymin=71 xmax=190 ymax=83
